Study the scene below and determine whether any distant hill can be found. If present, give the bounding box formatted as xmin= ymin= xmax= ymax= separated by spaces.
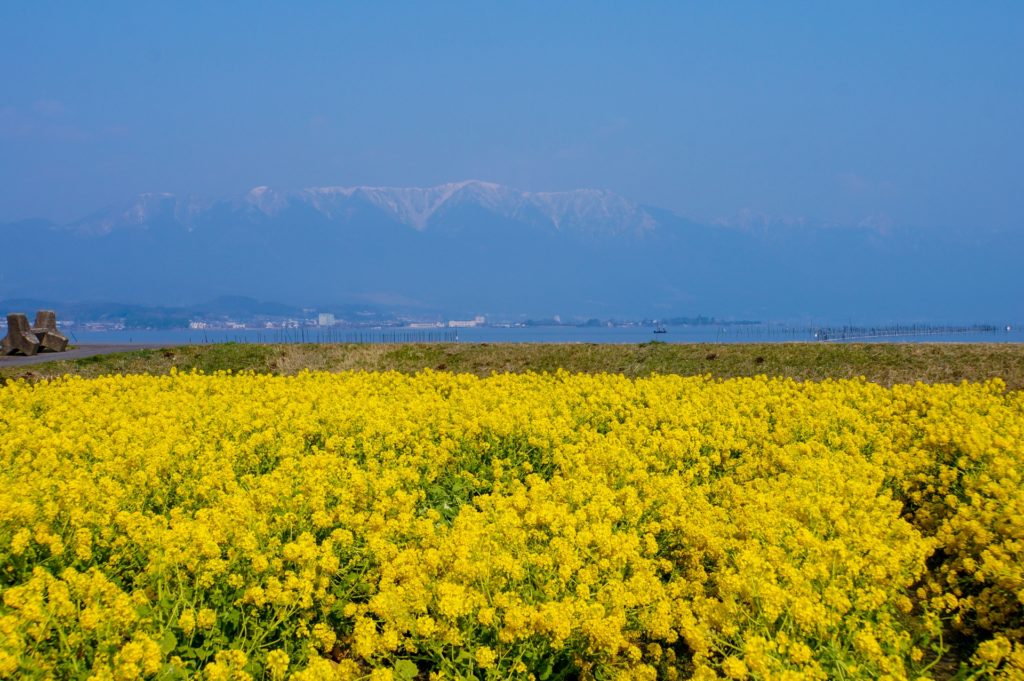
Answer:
xmin=0 ymin=296 xmax=312 ymax=329
xmin=1 ymin=181 xmax=1020 ymax=321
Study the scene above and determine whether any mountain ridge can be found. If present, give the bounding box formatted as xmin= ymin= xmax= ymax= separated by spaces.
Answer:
xmin=57 ymin=180 xmax=663 ymax=238
xmin=1 ymin=181 xmax=1021 ymax=321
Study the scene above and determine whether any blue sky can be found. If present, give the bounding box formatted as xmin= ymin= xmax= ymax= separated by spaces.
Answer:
xmin=1 ymin=2 xmax=1021 ymax=230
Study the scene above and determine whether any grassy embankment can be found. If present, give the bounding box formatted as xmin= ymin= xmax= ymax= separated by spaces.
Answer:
xmin=3 ymin=342 xmax=1024 ymax=389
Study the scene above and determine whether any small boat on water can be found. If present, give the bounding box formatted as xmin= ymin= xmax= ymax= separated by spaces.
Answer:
xmin=653 ymin=324 xmax=667 ymax=334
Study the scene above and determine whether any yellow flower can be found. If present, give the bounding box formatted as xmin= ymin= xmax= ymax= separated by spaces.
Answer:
xmin=474 ymin=646 xmax=497 ymax=670
xmin=0 ymin=370 xmax=1021 ymax=679
xmin=721 ymin=656 xmax=748 ymax=680
xmin=178 ymin=610 xmax=196 ymax=635
xmin=312 ymin=622 xmax=336 ymax=651
xmin=197 ymin=608 xmax=217 ymax=630
xmin=416 ymin=616 xmax=438 ymax=637
xmin=0 ymin=651 xmax=20 ymax=678
xmin=265 ymin=650 xmax=289 ymax=680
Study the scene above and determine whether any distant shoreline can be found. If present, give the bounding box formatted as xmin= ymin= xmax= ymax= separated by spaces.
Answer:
xmin=12 ymin=323 xmax=1018 ymax=349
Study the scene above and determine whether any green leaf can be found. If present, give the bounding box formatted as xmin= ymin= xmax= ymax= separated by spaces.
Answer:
xmin=159 ymin=629 xmax=178 ymax=655
xmin=394 ymin=659 xmax=418 ymax=681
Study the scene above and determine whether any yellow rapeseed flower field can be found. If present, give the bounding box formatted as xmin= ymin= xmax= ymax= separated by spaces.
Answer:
xmin=0 ymin=370 xmax=1022 ymax=679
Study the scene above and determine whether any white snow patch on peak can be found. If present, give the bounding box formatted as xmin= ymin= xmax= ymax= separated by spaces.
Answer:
xmin=358 ymin=186 xmax=453 ymax=230
xmin=249 ymin=181 xmax=655 ymax=233
xmin=339 ymin=181 xmax=511 ymax=230
xmin=441 ymin=179 xmax=502 ymax=192
xmin=526 ymin=188 xmax=656 ymax=234
xmin=297 ymin=181 xmax=522 ymax=229
xmin=243 ymin=186 xmax=288 ymax=215
xmin=123 ymin=192 xmax=179 ymax=225
xmin=305 ymin=186 xmax=358 ymax=197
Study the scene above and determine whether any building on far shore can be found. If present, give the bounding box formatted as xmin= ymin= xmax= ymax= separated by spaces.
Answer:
xmin=317 ymin=313 xmax=336 ymax=327
xmin=448 ymin=316 xmax=486 ymax=328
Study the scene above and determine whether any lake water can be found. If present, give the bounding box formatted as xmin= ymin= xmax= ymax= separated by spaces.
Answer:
xmin=63 ymin=324 xmax=1023 ymax=346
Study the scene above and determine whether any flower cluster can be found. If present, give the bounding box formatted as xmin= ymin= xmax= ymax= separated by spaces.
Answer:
xmin=0 ymin=370 xmax=1021 ymax=679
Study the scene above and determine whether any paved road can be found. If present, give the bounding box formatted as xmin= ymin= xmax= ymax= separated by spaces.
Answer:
xmin=0 ymin=344 xmax=170 ymax=368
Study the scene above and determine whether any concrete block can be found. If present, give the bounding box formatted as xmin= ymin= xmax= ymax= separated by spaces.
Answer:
xmin=31 ymin=310 xmax=68 ymax=352
xmin=1 ymin=313 xmax=40 ymax=356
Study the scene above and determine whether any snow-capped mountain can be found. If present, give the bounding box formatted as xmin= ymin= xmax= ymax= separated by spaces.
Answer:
xmin=64 ymin=181 xmax=662 ymax=237
xmin=1 ymin=182 xmax=1021 ymax=320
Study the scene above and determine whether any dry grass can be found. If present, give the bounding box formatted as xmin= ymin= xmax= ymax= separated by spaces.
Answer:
xmin=3 ymin=342 xmax=1024 ymax=390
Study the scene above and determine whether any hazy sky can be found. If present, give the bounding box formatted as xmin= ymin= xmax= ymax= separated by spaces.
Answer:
xmin=1 ymin=2 xmax=1021 ymax=229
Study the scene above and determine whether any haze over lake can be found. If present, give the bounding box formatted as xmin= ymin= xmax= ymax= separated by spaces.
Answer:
xmin=64 ymin=325 xmax=1024 ymax=347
